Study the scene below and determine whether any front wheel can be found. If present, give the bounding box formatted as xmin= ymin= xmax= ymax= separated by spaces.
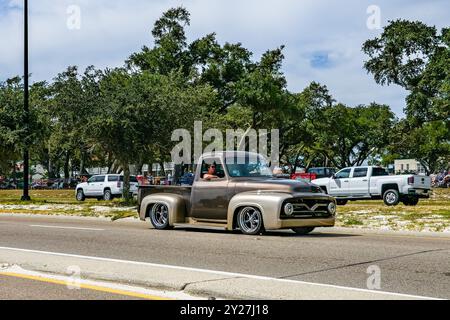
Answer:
xmin=150 ymin=203 xmax=170 ymax=230
xmin=292 ymin=227 xmax=315 ymax=235
xmin=76 ymin=189 xmax=85 ymax=202
xmin=383 ymin=189 xmax=400 ymax=206
xmin=237 ymin=207 xmax=264 ymax=235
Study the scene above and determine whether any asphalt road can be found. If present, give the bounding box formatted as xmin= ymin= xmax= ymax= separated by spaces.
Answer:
xmin=0 ymin=214 xmax=448 ymax=299
xmin=0 ymin=274 xmax=143 ymax=300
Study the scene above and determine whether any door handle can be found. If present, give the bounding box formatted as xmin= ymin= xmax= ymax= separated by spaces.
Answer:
xmin=343 ymin=180 xmax=349 ymax=182
xmin=362 ymin=179 xmax=368 ymax=182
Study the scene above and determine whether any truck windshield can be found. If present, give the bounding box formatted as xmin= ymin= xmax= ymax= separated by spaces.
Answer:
xmin=225 ymin=156 xmax=273 ymax=177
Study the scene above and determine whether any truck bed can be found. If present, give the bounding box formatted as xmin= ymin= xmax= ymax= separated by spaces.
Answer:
xmin=138 ymin=186 xmax=192 ymax=199
xmin=137 ymin=185 xmax=192 ymax=210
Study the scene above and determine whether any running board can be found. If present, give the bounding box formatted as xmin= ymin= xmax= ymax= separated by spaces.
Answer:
xmin=173 ymin=223 xmax=227 ymax=231
xmin=335 ymin=196 xmax=372 ymax=200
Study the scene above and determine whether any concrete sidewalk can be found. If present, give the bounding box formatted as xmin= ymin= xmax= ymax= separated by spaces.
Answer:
xmin=0 ymin=247 xmax=439 ymax=300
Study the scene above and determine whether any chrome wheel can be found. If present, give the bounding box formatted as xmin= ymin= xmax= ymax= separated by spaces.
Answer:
xmin=76 ymin=190 xmax=85 ymax=201
xmin=237 ymin=207 xmax=263 ymax=235
xmin=150 ymin=203 xmax=169 ymax=229
xmin=103 ymin=190 xmax=112 ymax=201
xmin=386 ymin=192 xmax=396 ymax=203
xmin=383 ymin=189 xmax=399 ymax=206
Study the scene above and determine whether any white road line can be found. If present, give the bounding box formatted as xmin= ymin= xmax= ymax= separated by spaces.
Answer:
xmin=0 ymin=246 xmax=442 ymax=300
xmin=29 ymin=225 xmax=105 ymax=231
xmin=0 ymin=265 xmax=201 ymax=300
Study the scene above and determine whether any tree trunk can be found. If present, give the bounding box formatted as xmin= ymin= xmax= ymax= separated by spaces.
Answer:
xmin=12 ymin=161 xmax=17 ymax=186
xmin=122 ymin=163 xmax=131 ymax=201
xmin=159 ymin=161 xmax=166 ymax=177
xmin=64 ymin=151 xmax=70 ymax=180
xmin=291 ymin=151 xmax=301 ymax=175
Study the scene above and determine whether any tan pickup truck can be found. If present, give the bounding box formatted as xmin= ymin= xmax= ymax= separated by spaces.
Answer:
xmin=137 ymin=151 xmax=336 ymax=235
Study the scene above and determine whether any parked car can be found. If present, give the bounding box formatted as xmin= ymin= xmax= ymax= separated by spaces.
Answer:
xmin=307 ymin=167 xmax=337 ymax=179
xmin=31 ymin=180 xmax=48 ymax=190
xmin=178 ymin=172 xmax=194 ymax=186
xmin=291 ymin=167 xmax=336 ymax=182
xmin=137 ymin=151 xmax=336 ymax=235
xmin=311 ymin=166 xmax=431 ymax=206
xmin=291 ymin=172 xmax=317 ymax=182
xmin=75 ymin=174 xmax=139 ymax=201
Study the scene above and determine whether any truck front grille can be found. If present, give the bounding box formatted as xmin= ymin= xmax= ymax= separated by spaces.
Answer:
xmin=280 ymin=199 xmax=332 ymax=219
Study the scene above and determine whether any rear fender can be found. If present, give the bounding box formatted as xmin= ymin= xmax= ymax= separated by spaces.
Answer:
xmin=139 ymin=194 xmax=186 ymax=225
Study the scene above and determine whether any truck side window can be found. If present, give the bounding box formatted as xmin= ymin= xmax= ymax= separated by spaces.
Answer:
xmin=372 ymin=167 xmax=389 ymax=176
xmin=201 ymin=160 xmax=225 ymax=179
xmin=335 ymin=169 xmax=351 ymax=179
xmin=353 ymin=168 xmax=368 ymax=178
xmin=94 ymin=176 xmax=105 ymax=183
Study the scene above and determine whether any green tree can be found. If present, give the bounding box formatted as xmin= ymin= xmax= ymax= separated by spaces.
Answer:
xmin=47 ymin=66 xmax=103 ymax=180
xmin=363 ymin=20 xmax=450 ymax=172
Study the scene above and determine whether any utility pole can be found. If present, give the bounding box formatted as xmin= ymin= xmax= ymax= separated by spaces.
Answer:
xmin=21 ymin=0 xmax=31 ymax=201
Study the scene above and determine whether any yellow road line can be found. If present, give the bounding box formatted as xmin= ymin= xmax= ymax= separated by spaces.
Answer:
xmin=0 ymin=272 xmax=171 ymax=300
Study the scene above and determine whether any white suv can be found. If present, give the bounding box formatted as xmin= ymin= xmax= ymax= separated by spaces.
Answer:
xmin=75 ymin=174 xmax=139 ymax=201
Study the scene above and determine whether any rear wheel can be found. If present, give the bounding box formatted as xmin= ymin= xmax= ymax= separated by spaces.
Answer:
xmin=402 ymin=196 xmax=419 ymax=206
xmin=103 ymin=189 xmax=113 ymax=201
xmin=336 ymin=199 xmax=348 ymax=206
xmin=150 ymin=203 xmax=170 ymax=230
xmin=237 ymin=207 xmax=264 ymax=235
xmin=383 ymin=189 xmax=400 ymax=206
xmin=76 ymin=189 xmax=85 ymax=202
xmin=292 ymin=227 xmax=315 ymax=235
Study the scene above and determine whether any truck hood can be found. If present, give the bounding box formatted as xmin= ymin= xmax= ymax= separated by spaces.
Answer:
xmin=311 ymin=177 xmax=331 ymax=186
xmin=232 ymin=177 xmax=323 ymax=194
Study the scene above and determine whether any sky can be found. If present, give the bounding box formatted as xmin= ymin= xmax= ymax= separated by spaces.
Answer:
xmin=0 ymin=0 xmax=449 ymax=117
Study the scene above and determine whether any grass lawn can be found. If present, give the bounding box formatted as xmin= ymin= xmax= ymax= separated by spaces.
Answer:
xmin=335 ymin=188 xmax=450 ymax=232
xmin=0 ymin=188 xmax=449 ymax=231
xmin=0 ymin=190 xmax=137 ymax=221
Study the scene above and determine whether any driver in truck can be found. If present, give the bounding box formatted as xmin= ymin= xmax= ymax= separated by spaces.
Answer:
xmin=203 ymin=163 xmax=219 ymax=180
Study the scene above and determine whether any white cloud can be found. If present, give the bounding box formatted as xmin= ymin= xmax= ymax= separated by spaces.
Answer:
xmin=0 ymin=0 xmax=448 ymax=116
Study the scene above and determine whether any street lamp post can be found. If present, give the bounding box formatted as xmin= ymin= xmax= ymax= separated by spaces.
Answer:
xmin=21 ymin=0 xmax=31 ymax=201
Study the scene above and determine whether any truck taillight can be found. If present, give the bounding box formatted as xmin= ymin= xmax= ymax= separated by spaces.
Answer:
xmin=408 ymin=176 xmax=414 ymax=185
xmin=117 ymin=181 xmax=122 ymax=188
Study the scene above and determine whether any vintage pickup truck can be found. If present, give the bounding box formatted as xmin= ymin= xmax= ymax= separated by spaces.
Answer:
xmin=137 ymin=151 xmax=337 ymax=235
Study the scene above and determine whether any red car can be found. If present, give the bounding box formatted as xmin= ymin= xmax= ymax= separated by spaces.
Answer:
xmin=291 ymin=172 xmax=317 ymax=182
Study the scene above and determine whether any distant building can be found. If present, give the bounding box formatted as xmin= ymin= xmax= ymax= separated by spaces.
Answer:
xmin=394 ymin=159 xmax=426 ymax=175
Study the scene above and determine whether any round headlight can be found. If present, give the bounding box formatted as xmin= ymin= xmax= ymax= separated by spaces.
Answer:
xmin=328 ymin=202 xmax=336 ymax=215
xmin=284 ymin=203 xmax=294 ymax=216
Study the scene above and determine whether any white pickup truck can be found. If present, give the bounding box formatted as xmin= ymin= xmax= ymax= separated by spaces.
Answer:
xmin=311 ymin=166 xmax=431 ymax=206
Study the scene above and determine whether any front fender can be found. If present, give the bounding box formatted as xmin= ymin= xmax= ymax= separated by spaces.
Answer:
xmin=227 ymin=192 xmax=293 ymax=230
xmin=139 ymin=194 xmax=186 ymax=225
